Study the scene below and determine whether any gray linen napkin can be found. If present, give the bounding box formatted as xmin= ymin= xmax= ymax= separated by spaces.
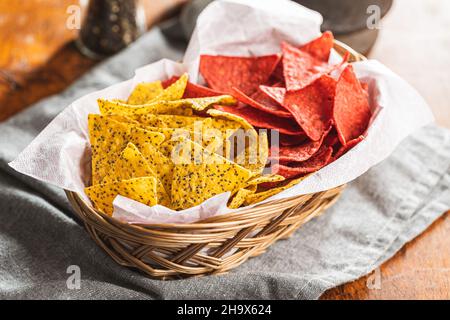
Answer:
xmin=0 ymin=27 xmax=449 ymax=300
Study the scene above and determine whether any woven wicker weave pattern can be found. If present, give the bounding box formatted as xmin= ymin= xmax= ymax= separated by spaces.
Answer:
xmin=66 ymin=41 xmax=365 ymax=279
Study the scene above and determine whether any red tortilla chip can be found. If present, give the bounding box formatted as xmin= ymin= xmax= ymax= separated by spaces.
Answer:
xmin=200 ymin=54 xmax=281 ymax=96
xmin=161 ymin=77 xmax=176 ymax=88
xmin=214 ymin=104 xmax=304 ymax=135
xmin=273 ymin=146 xmax=333 ymax=179
xmin=282 ymin=41 xmax=332 ymax=92
xmin=162 ymin=76 xmax=223 ymax=98
xmin=333 ymin=135 xmax=364 ymax=160
xmin=333 ymin=65 xmax=371 ymax=145
xmin=259 ymin=85 xmax=286 ymax=106
xmin=323 ymin=129 xmax=340 ymax=152
xmin=300 ymin=31 xmax=334 ymax=62
xmin=282 ymin=75 xmax=336 ymax=141
xmin=279 ymin=133 xmax=307 ymax=146
xmin=231 ymin=87 xmax=292 ymax=118
xmin=270 ymin=127 xmax=331 ymax=162
xmin=282 ymin=41 xmax=349 ymax=92
xmin=269 ymin=61 xmax=284 ymax=83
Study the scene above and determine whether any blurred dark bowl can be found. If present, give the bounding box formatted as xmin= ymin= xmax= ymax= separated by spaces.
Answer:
xmin=295 ymin=0 xmax=393 ymax=54
xmin=296 ymin=0 xmax=393 ymax=34
xmin=162 ymin=0 xmax=393 ymax=55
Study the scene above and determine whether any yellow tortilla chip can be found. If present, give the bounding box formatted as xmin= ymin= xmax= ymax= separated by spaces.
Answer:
xmin=107 ymin=114 xmax=140 ymax=125
xmin=207 ymin=109 xmax=253 ymax=130
xmin=97 ymin=99 xmax=194 ymax=117
xmin=207 ymin=108 xmax=256 ymax=160
xmin=88 ymin=114 xmax=130 ymax=185
xmin=228 ymin=188 xmax=255 ymax=209
xmin=85 ymin=177 xmax=157 ymax=216
xmin=153 ymin=73 xmax=188 ymax=101
xmin=101 ymin=142 xmax=155 ymax=184
xmin=179 ymin=95 xmax=236 ymax=111
xmin=246 ymin=174 xmax=285 ymax=187
xmin=127 ymin=81 xmax=164 ymax=105
xmin=139 ymin=115 xmax=224 ymax=154
xmin=209 ymin=109 xmax=269 ymax=174
xmin=204 ymin=122 xmax=239 ymax=160
xmin=137 ymin=95 xmax=236 ymax=117
xmin=208 ymin=109 xmax=267 ymax=174
xmin=170 ymin=138 xmax=252 ymax=210
xmin=244 ymin=176 xmax=307 ymax=206
xmin=142 ymin=126 xmax=192 ymax=141
xmin=139 ymin=114 xmax=210 ymax=128
xmin=129 ymin=129 xmax=174 ymax=194
xmin=244 ymin=130 xmax=268 ymax=175
xmin=203 ymin=117 xmax=242 ymax=143
xmin=146 ymin=124 xmax=221 ymax=158
xmin=128 ymin=126 xmax=166 ymax=149
xmin=101 ymin=142 xmax=170 ymax=206
xmin=99 ymin=93 xmax=235 ymax=119
xmin=88 ymin=114 xmax=165 ymax=184
xmin=157 ymin=131 xmax=218 ymax=160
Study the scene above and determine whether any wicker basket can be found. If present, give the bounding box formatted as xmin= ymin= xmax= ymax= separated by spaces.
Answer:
xmin=66 ymin=40 xmax=366 ymax=280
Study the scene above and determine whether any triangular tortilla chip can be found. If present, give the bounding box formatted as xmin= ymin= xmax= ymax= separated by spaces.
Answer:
xmin=85 ymin=177 xmax=157 ymax=216
xmin=127 ymin=126 xmax=167 ymax=149
xmin=99 ymin=95 xmax=235 ymax=117
xmin=270 ymin=127 xmax=331 ymax=162
xmin=282 ymin=75 xmax=336 ymax=141
xmin=245 ymin=174 xmax=285 ymax=187
xmin=300 ymin=31 xmax=334 ymax=62
xmin=140 ymin=114 xmax=211 ymax=129
xmin=333 ymin=135 xmax=364 ymax=160
xmin=231 ymin=87 xmax=292 ymax=118
xmin=129 ymin=127 xmax=174 ymax=192
xmin=214 ymin=104 xmax=303 ymax=136
xmin=107 ymin=114 xmax=140 ymax=125
xmin=152 ymin=73 xmax=188 ymax=101
xmin=202 ymin=111 xmax=246 ymax=160
xmin=127 ymin=81 xmax=163 ymax=105
xmin=273 ymin=146 xmax=333 ymax=179
xmin=101 ymin=142 xmax=155 ymax=184
xmin=282 ymin=41 xmax=336 ymax=92
xmin=97 ymin=99 xmax=194 ymax=117
xmin=246 ymin=130 xmax=269 ymax=175
xmin=333 ymin=65 xmax=371 ymax=145
xmin=207 ymin=109 xmax=253 ymax=130
xmin=278 ymin=133 xmax=308 ymax=146
xmin=101 ymin=142 xmax=170 ymax=207
xmin=162 ymin=76 xmax=224 ymax=98
xmin=170 ymin=138 xmax=252 ymax=210
xmin=175 ymin=95 xmax=237 ymax=111
xmin=199 ymin=54 xmax=281 ymax=95
xmin=207 ymin=109 xmax=267 ymax=174
xmin=244 ymin=176 xmax=307 ymax=205
xmin=135 ymin=126 xmax=191 ymax=141
xmin=88 ymin=114 xmax=164 ymax=184
xmin=228 ymin=188 xmax=255 ymax=209
xmin=259 ymin=85 xmax=286 ymax=106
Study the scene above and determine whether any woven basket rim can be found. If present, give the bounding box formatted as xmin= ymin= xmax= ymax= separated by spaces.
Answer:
xmin=66 ymin=39 xmax=365 ymax=230
xmin=66 ymin=188 xmax=329 ymax=229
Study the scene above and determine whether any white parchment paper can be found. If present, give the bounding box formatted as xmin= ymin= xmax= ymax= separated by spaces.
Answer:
xmin=9 ymin=0 xmax=434 ymax=224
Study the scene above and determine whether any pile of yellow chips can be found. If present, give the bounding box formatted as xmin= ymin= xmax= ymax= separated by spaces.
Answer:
xmin=85 ymin=74 xmax=300 ymax=216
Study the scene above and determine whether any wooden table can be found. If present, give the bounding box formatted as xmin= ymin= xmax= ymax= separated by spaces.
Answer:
xmin=0 ymin=0 xmax=448 ymax=299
